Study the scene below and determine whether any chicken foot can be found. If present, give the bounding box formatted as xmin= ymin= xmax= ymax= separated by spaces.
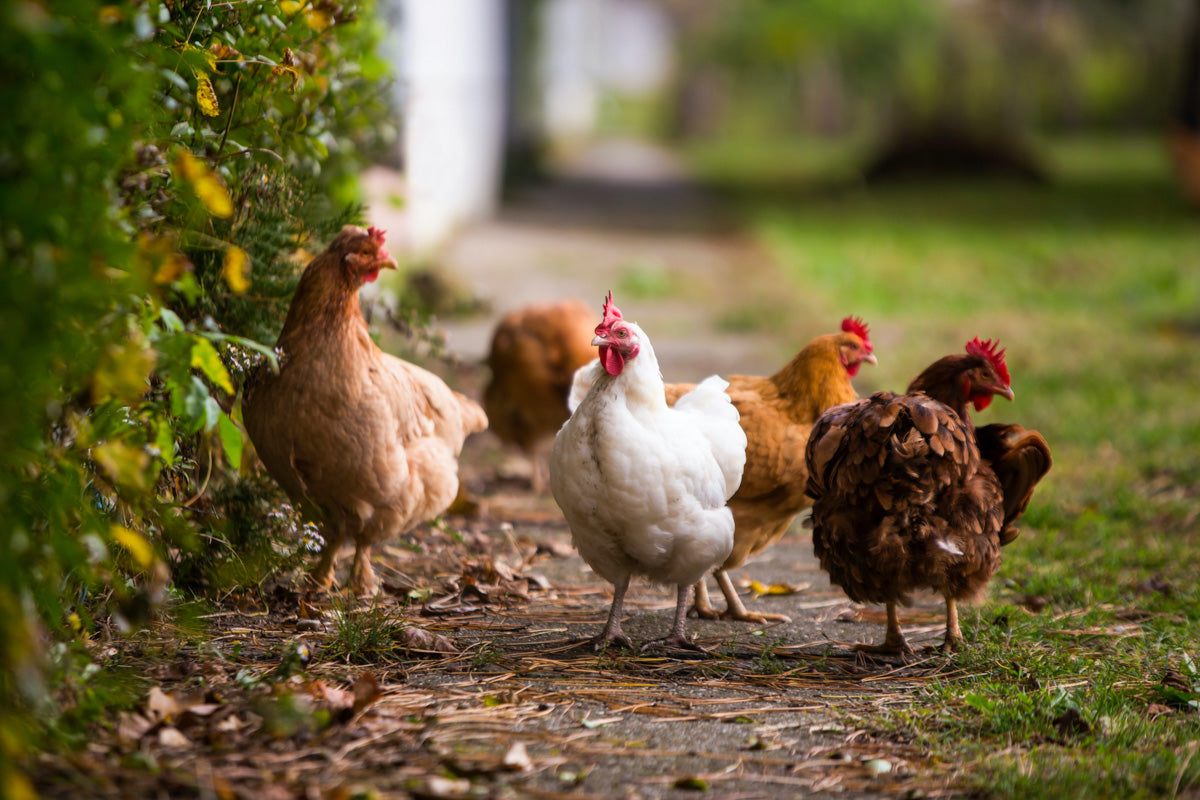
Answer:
xmin=855 ymin=602 xmax=914 ymax=655
xmin=592 ymin=574 xmax=634 ymax=651
xmin=641 ymin=585 xmax=706 ymax=653
xmin=718 ymin=570 xmax=792 ymax=623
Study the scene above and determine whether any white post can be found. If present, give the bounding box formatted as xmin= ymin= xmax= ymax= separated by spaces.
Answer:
xmin=401 ymin=0 xmax=507 ymax=255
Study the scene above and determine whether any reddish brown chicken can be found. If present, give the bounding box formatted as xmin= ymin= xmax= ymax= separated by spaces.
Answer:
xmin=483 ymin=299 xmax=597 ymax=490
xmin=244 ymin=226 xmax=488 ymax=595
xmin=805 ymin=338 xmax=1051 ymax=653
xmin=663 ymin=317 xmax=877 ymax=622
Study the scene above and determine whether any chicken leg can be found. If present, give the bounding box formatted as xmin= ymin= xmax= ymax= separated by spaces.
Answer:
xmin=592 ymin=574 xmax=634 ymax=651
xmin=642 ymin=585 xmax=706 ymax=653
xmin=939 ymin=596 xmax=964 ymax=652
xmin=855 ymin=602 xmax=913 ymax=655
xmin=306 ymin=529 xmax=344 ymax=592
xmin=347 ymin=544 xmax=380 ymax=597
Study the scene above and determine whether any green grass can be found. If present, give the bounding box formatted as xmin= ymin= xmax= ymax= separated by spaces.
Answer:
xmin=688 ymin=133 xmax=1200 ymax=796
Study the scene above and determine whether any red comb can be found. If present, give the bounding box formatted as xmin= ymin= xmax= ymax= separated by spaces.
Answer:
xmin=966 ymin=337 xmax=1010 ymax=385
xmin=599 ymin=291 xmax=623 ymax=327
xmin=841 ymin=316 xmax=871 ymax=347
xmin=367 ymin=226 xmax=386 ymax=243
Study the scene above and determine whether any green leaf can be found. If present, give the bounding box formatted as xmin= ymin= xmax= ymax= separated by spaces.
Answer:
xmin=217 ymin=411 xmax=244 ymax=471
xmin=191 ymin=338 xmax=234 ymax=394
xmin=182 ymin=376 xmax=220 ymax=433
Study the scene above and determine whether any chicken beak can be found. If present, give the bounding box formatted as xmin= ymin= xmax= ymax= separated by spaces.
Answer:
xmin=591 ymin=334 xmax=607 ymax=347
xmin=861 ymin=352 xmax=878 ymax=366
xmin=998 ymin=385 xmax=1015 ymax=402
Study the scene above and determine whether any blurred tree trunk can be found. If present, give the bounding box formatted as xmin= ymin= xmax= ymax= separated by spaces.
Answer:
xmin=1169 ymin=0 xmax=1200 ymax=207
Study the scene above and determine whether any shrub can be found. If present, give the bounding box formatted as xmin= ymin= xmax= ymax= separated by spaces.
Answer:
xmin=0 ymin=0 xmax=392 ymax=788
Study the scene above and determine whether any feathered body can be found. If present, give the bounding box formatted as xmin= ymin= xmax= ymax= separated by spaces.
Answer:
xmin=661 ymin=318 xmax=876 ymax=622
xmin=244 ymin=226 xmax=488 ymax=595
xmin=483 ymin=299 xmax=597 ymax=488
xmin=551 ymin=293 xmax=746 ymax=650
xmin=805 ymin=339 xmax=1051 ymax=652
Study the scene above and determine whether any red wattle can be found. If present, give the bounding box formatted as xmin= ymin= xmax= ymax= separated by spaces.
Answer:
xmin=363 ymin=268 xmax=380 ymax=283
xmin=599 ymin=345 xmax=624 ymax=376
xmin=971 ymin=393 xmax=993 ymax=411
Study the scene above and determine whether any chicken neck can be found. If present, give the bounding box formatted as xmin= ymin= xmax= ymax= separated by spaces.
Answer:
xmin=770 ymin=339 xmax=858 ymax=420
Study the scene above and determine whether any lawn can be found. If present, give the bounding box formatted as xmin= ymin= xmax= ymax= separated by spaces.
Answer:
xmin=689 ymin=133 xmax=1200 ymax=797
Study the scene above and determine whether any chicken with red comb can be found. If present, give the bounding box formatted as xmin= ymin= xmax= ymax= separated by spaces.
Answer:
xmin=806 ymin=338 xmax=1051 ymax=654
xmin=244 ymin=225 xmax=488 ymax=595
xmin=658 ymin=315 xmax=877 ymax=623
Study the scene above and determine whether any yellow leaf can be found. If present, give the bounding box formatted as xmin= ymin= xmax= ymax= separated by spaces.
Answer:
xmin=93 ymin=441 xmax=152 ymax=491
xmin=305 ymin=9 xmax=332 ymax=31
xmin=99 ymin=6 xmax=123 ymax=24
xmin=195 ymin=72 xmax=219 ymax=117
xmin=280 ymin=0 xmax=301 ymax=14
xmin=174 ymin=150 xmax=233 ymax=219
xmin=93 ymin=334 xmax=156 ymax=403
xmin=747 ymin=580 xmax=805 ymax=598
xmin=222 ymin=245 xmax=250 ymax=294
xmin=111 ymin=524 xmax=155 ymax=569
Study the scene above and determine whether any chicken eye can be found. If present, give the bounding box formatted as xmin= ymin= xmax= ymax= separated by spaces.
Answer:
xmin=616 ymin=329 xmax=627 ymax=338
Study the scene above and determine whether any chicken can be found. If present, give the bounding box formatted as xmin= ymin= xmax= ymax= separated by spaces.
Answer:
xmin=550 ymin=292 xmax=747 ymax=651
xmin=243 ymin=225 xmax=488 ymax=596
xmin=661 ymin=317 xmax=877 ymax=623
xmin=483 ymin=299 xmax=597 ymax=490
xmin=805 ymin=338 xmax=1051 ymax=654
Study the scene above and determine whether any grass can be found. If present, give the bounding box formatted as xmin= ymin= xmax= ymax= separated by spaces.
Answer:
xmin=687 ymin=133 xmax=1200 ymax=796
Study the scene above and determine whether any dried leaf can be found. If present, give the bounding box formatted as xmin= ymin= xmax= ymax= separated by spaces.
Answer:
xmin=157 ymin=726 xmax=190 ymax=748
xmin=746 ymin=580 xmax=807 ymax=598
xmin=503 ymin=742 xmax=533 ymax=772
xmin=397 ymin=626 xmax=458 ymax=654
xmin=352 ymin=672 xmax=382 ymax=713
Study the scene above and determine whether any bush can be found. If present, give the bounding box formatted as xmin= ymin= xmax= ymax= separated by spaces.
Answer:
xmin=0 ymin=0 xmax=392 ymax=789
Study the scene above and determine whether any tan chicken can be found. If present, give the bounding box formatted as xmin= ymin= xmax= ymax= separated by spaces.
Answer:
xmin=483 ymin=299 xmax=597 ymax=490
xmin=805 ymin=338 xmax=1052 ymax=653
xmin=662 ymin=317 xmax=877 ymax=622
xmin=244 ymin=226 xmax=488 ymax=595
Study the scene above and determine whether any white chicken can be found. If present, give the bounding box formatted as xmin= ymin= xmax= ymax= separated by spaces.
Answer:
xmin=550 ymin=292 xmax=747 ymax=650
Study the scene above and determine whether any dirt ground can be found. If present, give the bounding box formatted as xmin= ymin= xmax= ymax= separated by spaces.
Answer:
xmin=33 ymin=144 xmax=972 ymax=800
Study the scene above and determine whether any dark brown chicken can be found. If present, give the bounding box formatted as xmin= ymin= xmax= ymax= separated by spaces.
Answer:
xmin=483 ymin=299 xmax=597 ymax=490
xmin=663 ymin=317 xmax=876 ymax=622
xmin=244 ymin=226 xmax=488 ymax=595
xmin=805 ymin=338 xmax=1051 ymax=653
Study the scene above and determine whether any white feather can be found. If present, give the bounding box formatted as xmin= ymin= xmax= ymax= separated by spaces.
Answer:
xmin=936 ymin=539 xmax=964 ymax=556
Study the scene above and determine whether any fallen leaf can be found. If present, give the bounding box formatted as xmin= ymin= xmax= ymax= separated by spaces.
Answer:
xmin=408 ymin=776 xmax=472 ymax=799
xmin=397 ymin=626 xmax=458 ymax=654
xmin=864 ymin=758 xmax=892 ymax=775
xmin=146 ymin=686 xmax=179 ymax=722
xmin=503 ymin=741 xmax=533 ymax=772
xmin=746 ymin=580 xmax=808 ymax=597
xmin=1145 ymin=704 xmax=1176 ymax=722
xmin=352 ymin=672 xmax=382 ymax=713
xmin=157 ymin=726 xmax=190 ymax=748
xmin=116 ymin=712 xmax=154 ymax=744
